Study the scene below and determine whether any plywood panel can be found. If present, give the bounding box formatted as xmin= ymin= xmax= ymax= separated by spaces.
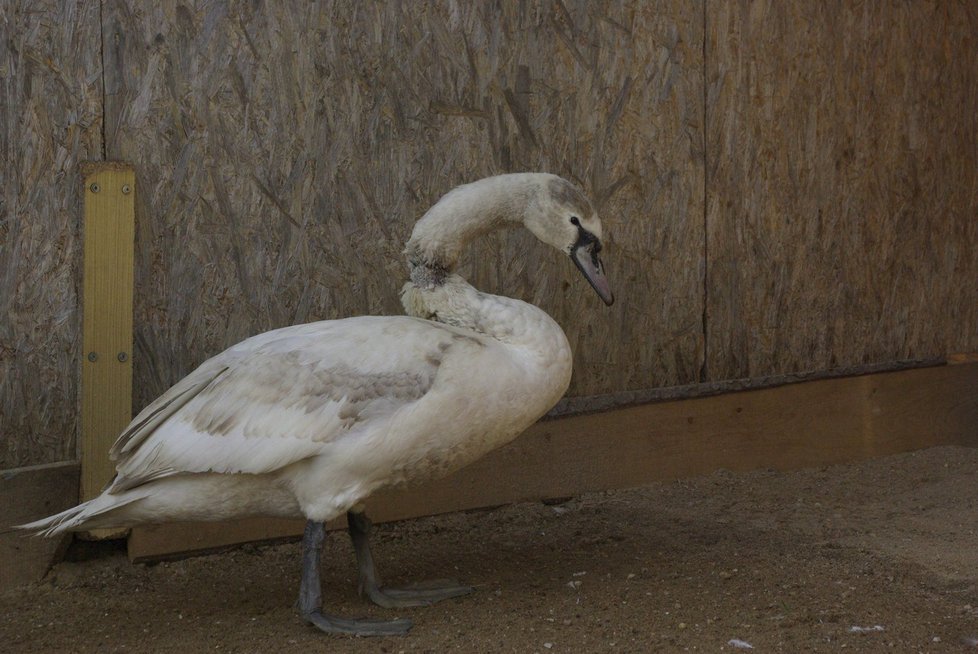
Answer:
xmin=101 ymin=0 xmax=705 ymax=408
xmin=706 ymin=2 xmax=978 ymax=380
xmin=80 ymin=164 xmax=135 ymax=500
xmin=0 ymin=1 xmax=104 ymax=468
xmin=128 ymin=361 xmax=978 ymax=561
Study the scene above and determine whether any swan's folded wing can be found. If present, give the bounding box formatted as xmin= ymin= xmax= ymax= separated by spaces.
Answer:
xmin=106 ymin=319 xmax=446 ymax=493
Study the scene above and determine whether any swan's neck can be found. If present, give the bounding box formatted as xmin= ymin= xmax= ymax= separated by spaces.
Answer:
xmin=401 ymin=174 xmax=573 ymax=392
xmin=404 ymin=175 xmax=539 ymax=273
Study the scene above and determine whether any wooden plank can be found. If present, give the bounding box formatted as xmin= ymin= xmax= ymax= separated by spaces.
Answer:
xmin=552 ymin=356 xmax=942 ymax=417
xmin=129 ymin=361 xmax=978 ymax=561
xmin=949 ymin=352 xmax=978 ymax=365
xmin=81 ymin=164 xmax=135 ymax=501
xmin=706 ymin=2 xmax=978 ymax=380
xmin=0 ymin=1 xmax=103 ymax=469
xmin=0 ymin=462 xmax=79 ymax=589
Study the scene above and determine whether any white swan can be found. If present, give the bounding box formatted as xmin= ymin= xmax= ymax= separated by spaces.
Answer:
xmin=21 ymin=173 xmax=613 ymax=635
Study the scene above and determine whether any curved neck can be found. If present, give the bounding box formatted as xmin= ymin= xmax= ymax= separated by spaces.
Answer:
xmin=404 ymin=174 xmax=542 ymax=273
xmin=400 ymin=175 xmax=574 ymax=396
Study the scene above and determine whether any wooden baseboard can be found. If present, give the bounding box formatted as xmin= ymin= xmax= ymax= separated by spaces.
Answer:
xmin=128 ymin=361 xmax=978 ymax=561
xmin=0 ymin=462 xmax=79 ymax=589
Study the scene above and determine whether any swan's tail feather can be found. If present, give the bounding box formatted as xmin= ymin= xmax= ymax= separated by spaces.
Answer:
xmin=16 ymin=495 xmax=142 ymax=537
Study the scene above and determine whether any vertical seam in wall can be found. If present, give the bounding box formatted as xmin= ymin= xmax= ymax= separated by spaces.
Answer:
xmin=699 ymin=0 xmax=709 ymax=383
xmin=99 ymin=1 xmax=107 ymax=160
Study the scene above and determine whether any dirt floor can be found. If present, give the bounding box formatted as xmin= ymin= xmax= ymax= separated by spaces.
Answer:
xmin=2 ymin=445 xmax=977 ymax=653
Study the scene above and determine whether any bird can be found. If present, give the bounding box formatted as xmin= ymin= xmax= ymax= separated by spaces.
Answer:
xmin=20 ymin=172 xmax=614 ymax=636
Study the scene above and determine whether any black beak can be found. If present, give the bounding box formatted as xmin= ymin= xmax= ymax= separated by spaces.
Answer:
xmin=571 ymin=230 xmax=614 ymax=306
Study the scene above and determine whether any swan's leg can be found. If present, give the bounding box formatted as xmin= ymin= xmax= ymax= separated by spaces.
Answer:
xmin=298 ymin=520 xmax=412 ymax=636
xmin=348 ymin=511 xmax=474 ymax=608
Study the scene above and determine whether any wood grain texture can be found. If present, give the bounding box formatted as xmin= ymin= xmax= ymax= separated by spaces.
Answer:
xmin=706 ymin=2 xmax=978 ymax=380
xmin=129 ymin=361 xmax=978 ymax=561
xmin=81 ymin=166 xmax=135 ymax=500
xmin=0 ymin=1 xmax=103 ymax=468
xmin=101 ymin=0 xmax=705 ymax=409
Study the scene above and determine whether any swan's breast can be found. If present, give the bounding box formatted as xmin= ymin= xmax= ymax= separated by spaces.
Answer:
xmin=349 ymin=317 xmax=570 ymax=487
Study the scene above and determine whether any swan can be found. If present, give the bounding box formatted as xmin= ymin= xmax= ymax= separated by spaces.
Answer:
xmin=21 ymin=173 xmax=614 ymax=636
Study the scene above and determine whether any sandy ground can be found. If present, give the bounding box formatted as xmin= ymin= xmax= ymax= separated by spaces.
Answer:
xmin=2 ymin=445 xmax=977 ymax=653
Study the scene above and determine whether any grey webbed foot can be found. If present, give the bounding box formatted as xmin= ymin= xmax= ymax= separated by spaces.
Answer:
xmin=301 ymin=610 xmax=412 ymax=637
xmin=298 ymin=520 xmax=412 ymax=636
xmin=361 ymin=578 xmax=475 ymax=609
xmin=347 ymin=511 xmax=474 ymax=609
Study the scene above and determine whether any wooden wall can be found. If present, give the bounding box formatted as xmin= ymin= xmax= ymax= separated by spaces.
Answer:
xmin=102 ymin=0 xmax=706 ymax=410
xmin=706 ymin=2 xmax=978 ymax=380
xmin=2 ymin=1 xmax=977 ymax=469
xmin=0 ymin=1 xmax=103 ymax=469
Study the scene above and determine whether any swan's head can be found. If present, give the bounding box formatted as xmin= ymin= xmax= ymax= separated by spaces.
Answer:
xmin=525 ymin=175 xmax=614 ymax=306
xmin=406 ymin=173 xmax=614 ymax=305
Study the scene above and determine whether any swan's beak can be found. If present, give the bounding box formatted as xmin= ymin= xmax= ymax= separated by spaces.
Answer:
xmin=572 ymin=240 xmax=614 ymax=306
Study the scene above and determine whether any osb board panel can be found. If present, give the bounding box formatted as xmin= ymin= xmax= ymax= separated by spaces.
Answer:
xmin=129 ymin=361 xmax=978 ymax=561
xmin=0 ymin=2 xmax=103 ymax=468
xmin=101 ymin=0 xmax=705 ymax=409
xmin=705 ymin=2 xmax=978 ymax=380
xmin=0 ymin=462 xmax=78 ymax=588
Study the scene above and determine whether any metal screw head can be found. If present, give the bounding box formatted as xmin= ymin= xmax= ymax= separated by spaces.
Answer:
xmin=121 ymin=184 xmax=132 ymax=194
xmin=89 ymin=183 xmax=101 ymax=193
xmin=87 ymin=351 xmax=98 ymax=362
xmin=117 ymin=352 xmax=128 ymax=362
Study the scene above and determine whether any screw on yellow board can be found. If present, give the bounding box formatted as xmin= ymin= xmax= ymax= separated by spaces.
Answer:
xmin=80 ymin=162 xmax=135 ymax=511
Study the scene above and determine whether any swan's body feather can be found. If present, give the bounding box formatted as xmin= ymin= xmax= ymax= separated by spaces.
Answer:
xmin=113 ymin=317 xmax=448 ymax=487
xmin=25 ymin=304 xmax=571 ymax=533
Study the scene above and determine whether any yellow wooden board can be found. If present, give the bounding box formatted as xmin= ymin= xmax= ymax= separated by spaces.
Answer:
xmin=81 ymin=163 xmax=135 ymax=501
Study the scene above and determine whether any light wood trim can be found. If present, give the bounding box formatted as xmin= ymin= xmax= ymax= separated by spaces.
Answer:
xmin=81 ymin=164 xmax=135 ymax=501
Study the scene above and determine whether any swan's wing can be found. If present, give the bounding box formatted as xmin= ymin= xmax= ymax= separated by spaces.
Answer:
xmin=106 ymin=316 xmax=464 ymax=492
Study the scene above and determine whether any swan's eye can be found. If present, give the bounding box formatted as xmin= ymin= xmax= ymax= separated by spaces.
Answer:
xmin=570 ymin=216 xmax=581 ymax=226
